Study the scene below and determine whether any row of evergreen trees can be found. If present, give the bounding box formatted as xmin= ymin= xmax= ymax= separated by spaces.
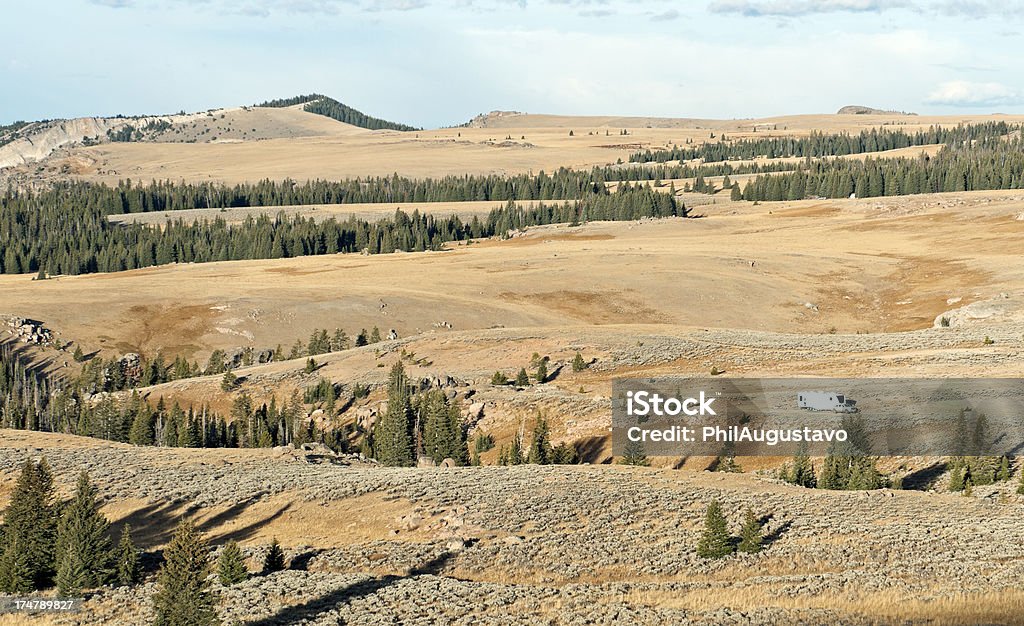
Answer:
xmin=0 ymin=461 xmax=140 ymax=596
xmin=256 ymin=94 xmax=419 ymax=131
xmin=1 ymin=181 xmax=680 ymax=276
xmin=739 ymin=134 xmax=1024 ymax=201
xmin=630 ymin=123 xmax=1016 ymax=163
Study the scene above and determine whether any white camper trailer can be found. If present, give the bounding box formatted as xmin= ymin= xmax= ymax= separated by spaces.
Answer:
xmin=797 ymin=391 xmax=858 ymax=413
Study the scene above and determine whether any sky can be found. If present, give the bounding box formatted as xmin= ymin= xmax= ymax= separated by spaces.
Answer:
xmin=2 ymin=0 xmax=1023 ymax=128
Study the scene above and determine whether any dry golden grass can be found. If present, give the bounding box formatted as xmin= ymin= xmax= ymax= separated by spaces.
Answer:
xmin=621 ymin=587 xmax=1024 ymax=625
xmin=37 ymin=108 xmax=1024 ymax=185
xmin=4 ymin=189 xmax=1023 ymax=364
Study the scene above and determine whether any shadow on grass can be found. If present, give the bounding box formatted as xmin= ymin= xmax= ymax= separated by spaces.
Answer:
xmin=242 ymin=552 xmax=457 ymax=626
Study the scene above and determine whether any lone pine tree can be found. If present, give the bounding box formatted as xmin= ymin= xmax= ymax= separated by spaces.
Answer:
xmin=152 ymin=520 xmax=218 ymax=626
xmin=696 ymin=500 xmax=734 ymax=559
xmin=55 ymin=472 xmax=112 ymax=596
xmin=263 ymin=538 xmax=285 ymax=573
xmin=217 ymin=541 xmax=248 ymax=586
xmin=619 ymin=439 xmax=650 ymax=466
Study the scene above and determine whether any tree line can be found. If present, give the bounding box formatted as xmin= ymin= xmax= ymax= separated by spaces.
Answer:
xmin=1 ymin=179 xmax=681 ymax=276
xmin=739 ymin=133 xmax=1024 ymax=201
xmin=630 ymin=122 xmax=1016 ymax=163
xmin=256 ymin=93 xmax=419 ymax=132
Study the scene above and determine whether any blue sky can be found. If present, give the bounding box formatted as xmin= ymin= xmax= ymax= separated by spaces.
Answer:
xmin=2 ymin=0 xmax=1022 ymax=128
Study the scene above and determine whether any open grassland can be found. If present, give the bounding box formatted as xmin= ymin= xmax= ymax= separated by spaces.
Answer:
xmin=5 ymin=189 xmax=1024 ymax=363
xmin=1 ymin=431 xmax=1023 ymax=625
xmin=9 ymin=109 xmax=1021 ymax=186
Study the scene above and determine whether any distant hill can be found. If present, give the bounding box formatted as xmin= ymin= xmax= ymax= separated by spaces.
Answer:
xmin=257 ymin=94 xmax=419 ymax=131
xmin=837 ymin=105 xmax=917 ymax=116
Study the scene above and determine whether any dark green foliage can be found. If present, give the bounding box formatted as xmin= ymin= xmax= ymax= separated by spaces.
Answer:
xmin=420 ymin=390 xmax=468 ymax=465
xmin=527 ymin=413 xmax=553 ymax=465
xmin=631 ymin=123 xmax=1014 ymax=163
xmin=787 ymin=443 xmax=817 ymax=488
xmin=373 ymin=362 xmax=415 ymax=466
xmin=304 ymin=358 xmax=318 ymax=374
xmin=217 ymin=541 xmax=248 ymax=586
xmin=115 ymin=525 xmax=141 ymax=587
xmin=0 ymin=459 xmax=57 ymax=591
xmin=258 ymin=94 xmax=419 ymax=131
xmin=473 ymin=432 xmax=495 ymax=453
xmin=152 ymin=520 xmax=218 ymax=626
xmin=369 ymin=327 xmax=382 ymax=344
xmin=818 ymin=415 xmax=885 ymax=491
xmin=514 ymin=368 xmax=530 ymax=387
xmin=220 ymin=371 xmax=238 ymax=392
xmin=696 ymin=501 xmax=734 ymax=559
xmin=571 ymin=352 xmax=587 ymax=372
xmin=0 ymin=538 xmax=33 ymax=594
xmin=355 ymin=330 xmax=369 ymax=347
xmin=55 ymin=472 xmax=112 ymax=596
xmin=551 ymin=442 xmax=579 ymax=465
xmin=737 ymin=509 xmax=764 ymax=554
xmin=263 ymin=538 xmax=285 ymax=573
xmin=620 ymin=440 xmax=650 ymax=466
xmin=490 ymin=371 xmax=508 ymax=385
xmin=714 ymin=455 xmax=742 ymax=473
xmin=947 ymin=456 xmax=1003 ymax=491
xmin=0 ymin=173 xmax=682 ymax=277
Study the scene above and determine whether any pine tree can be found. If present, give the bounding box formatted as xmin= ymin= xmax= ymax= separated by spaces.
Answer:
xmin=372 ymin=362 xmax=415 ymax=466
xmin=0 ymin=458 xmax=57 ymax=591
xmin=507 ymin=434 xmax=524 ymax=465
xmin=527 ymin=412 xmax=553 ymax=465
xmin=620 ymin=440 xmax=650 ymax=466
xmin=571 ymin=352 xmax=587 ymax=372
xmin=220 ymin=371 xmax=238 ymax=392
xmin=737 ymin=509 xmax=764 ymax=554
xmin=370 ymin=327 xmax=382 ymax=343
xmin=55 ymin=472 xmax=112 ymax=596
xmin=789 ymin=443 xmax=817 ymax=488
xmin=217 ymin=541 xmax=248 ymax=586
xmin=490 ymin=371 xmax=508 ymax=385
xmin=263 ymin=538 xmax=285 ymax=573
xmin=355 ymin=329 xmax=369 ymax=347
xmin=73 ymin=345 xmax=86 ymax=362
xmin=696 ymin=501 xmax=734 ymax=559
xmin=115 ymin=525 xmax=141 ymax=587
xmin=129 ymin=407 xmax=155 ymax=446
xmin=421 ymin=390 xmax=468 ymax=465
xmin=534 ymin=360 xmax=548 ymax=384
xmin=515 ymin=368 xmax=530 ymax=387
xmin=948 ymin=458 xmax=966 ymax=491
xmin=152 ymin=520 xmax=218 ymax=626
xmin=997 ymin=456 xmax=1011 ymax=482
xmin=0 ymin=537 xmax=33 ymax=594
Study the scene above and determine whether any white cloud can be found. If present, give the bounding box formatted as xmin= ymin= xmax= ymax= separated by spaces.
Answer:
xmin=925 ymin=80 xmax=1020 ymax=106
xmin=708 ymin=0 xmax=915 ymax=17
